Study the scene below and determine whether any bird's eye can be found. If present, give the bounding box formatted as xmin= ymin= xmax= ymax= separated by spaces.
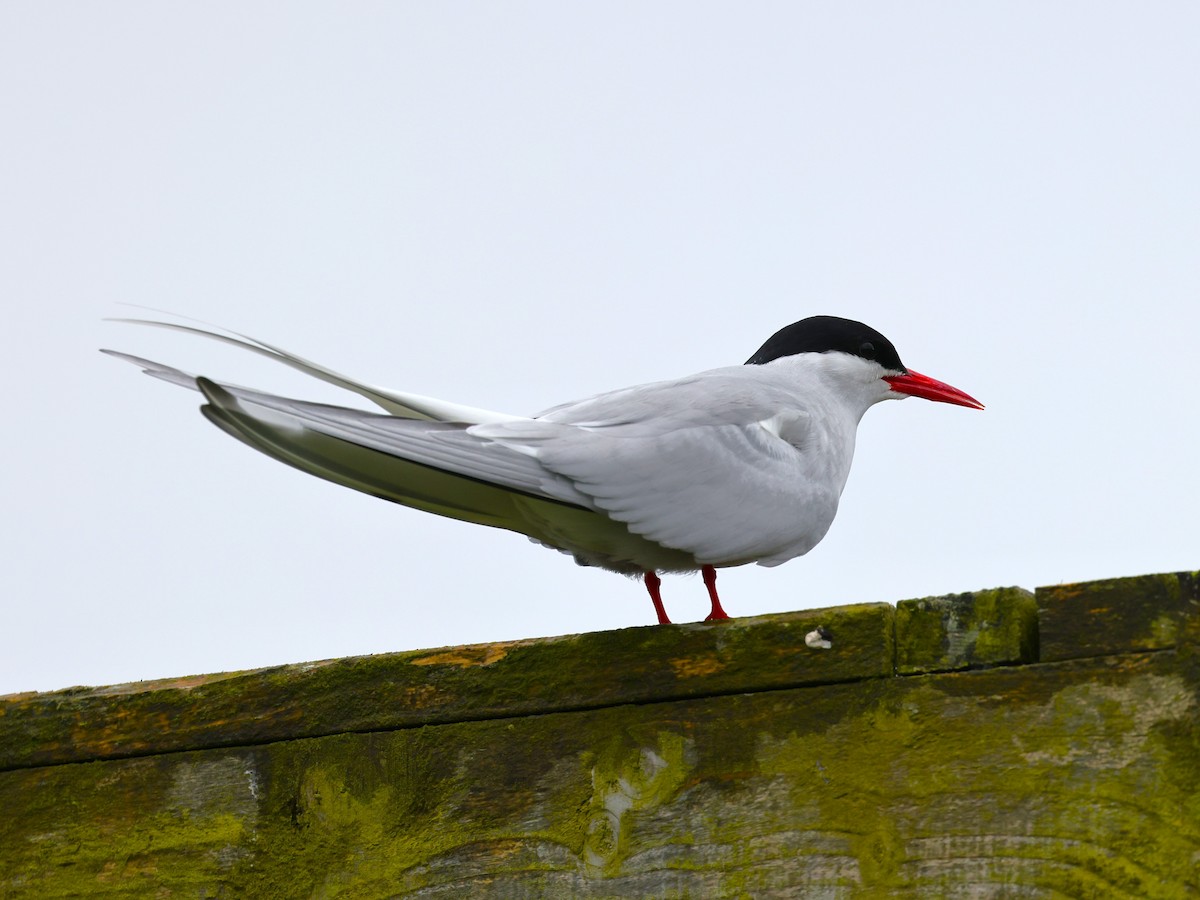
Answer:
xmin=859 ymin=341 xmax=876 ymax=358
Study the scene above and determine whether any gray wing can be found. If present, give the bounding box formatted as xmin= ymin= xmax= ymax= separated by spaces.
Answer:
xmin=192 ymin=378 xmax=698 ymax=572
xmin=103 ymin=349 xmax=710 ymax=572
xmin=104 ymin=351 xmax=624 ymax=542
xmin=475 ymin=370 xmax=843 ymax=566
xmin=105 ymin=343 xmax=843 ymax=570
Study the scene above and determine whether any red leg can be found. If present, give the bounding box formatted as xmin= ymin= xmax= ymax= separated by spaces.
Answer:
xmin=644 ymin=571 xmax=671 ymax=625
xmin=702 ymin=565 xmax=730 ymax=621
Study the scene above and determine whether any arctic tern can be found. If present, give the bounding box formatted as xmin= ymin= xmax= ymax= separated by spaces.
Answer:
xmin=104 ymin=314 xmax=982 ymax=624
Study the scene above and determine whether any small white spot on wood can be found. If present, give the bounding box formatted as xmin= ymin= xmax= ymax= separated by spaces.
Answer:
xmin=805 ymin=628 xmax=832 ymax=650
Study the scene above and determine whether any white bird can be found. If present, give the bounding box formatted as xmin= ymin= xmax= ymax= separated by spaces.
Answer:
xmin=104 ymin=314 xmax=982 ymax=624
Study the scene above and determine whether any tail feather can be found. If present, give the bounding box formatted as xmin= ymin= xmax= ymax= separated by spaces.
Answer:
xmin=100 ymin=349 xmax=203 ymax=392
xmin=106 ymin=315 xmax=522 ymax=424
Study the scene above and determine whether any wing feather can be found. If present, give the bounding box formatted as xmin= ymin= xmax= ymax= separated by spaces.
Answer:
xmin=477 ymin=379 xmax=843 ymax=567
xmin=195 ymin=378 xmax=694 ymax=572
xmin=193 ymin=378 xmax=591 ymax=507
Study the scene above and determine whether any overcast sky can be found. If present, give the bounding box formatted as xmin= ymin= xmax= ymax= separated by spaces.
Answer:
xmin=3 ymin=4 xmax=1197 ymax=695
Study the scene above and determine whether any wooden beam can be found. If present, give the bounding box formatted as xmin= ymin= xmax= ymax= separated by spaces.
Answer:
xmin=1 ymin=571 xmax=1196 ymax=896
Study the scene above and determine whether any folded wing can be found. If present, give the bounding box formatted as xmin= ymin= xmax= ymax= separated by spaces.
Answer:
xmin=476 ymin=374 xmax=840 ymax=567
xmin=104 ymin=347 xmax=697 ymax=572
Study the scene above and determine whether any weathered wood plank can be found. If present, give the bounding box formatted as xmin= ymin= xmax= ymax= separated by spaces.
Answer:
xmin=4 ymin=572 xmax=1197 ymax=896
xmin=1037 ymin=571 xmax=1199 ymax=662
xmin=2 ymin=651 xmax=1196 ymax=898
xmin=895 ymin=586 xmax=1038 ymax=673
xmin=0 ymin=602 xmax=893 ymax=771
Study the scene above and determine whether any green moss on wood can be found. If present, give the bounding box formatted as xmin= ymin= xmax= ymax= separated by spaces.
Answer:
xmin=3 ymin=652 xmax=1196 ymax=897
xmin=0 ymin=603 xmax=894 ymax=771
xmin=3 ymin=571 xmax=1199 ymax=896
xmin=895 ymin=587 xmax=1038 ymax=674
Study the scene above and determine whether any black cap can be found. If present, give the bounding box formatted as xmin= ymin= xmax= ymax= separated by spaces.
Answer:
xmin=745 ymin=316 xmax=906 ymax=372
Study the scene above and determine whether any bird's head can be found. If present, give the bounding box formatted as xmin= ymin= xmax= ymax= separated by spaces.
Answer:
xmin=745 ymin=315 xmax=984 ymax=411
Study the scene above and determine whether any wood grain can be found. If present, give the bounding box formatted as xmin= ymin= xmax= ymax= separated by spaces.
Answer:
xmin=1 ymin=572 xmax=1197 ymax=897
xmin=1 ymin=603 xmax=893 ymax=770
xmin=1037 ymin=571 xmax=1198 ymax=661
xmin=2 ymin=652 xmax=1195 ymax=897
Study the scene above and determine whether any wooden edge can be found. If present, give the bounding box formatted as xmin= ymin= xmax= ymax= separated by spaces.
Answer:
xmin=0 ymin=602 xmax=892 ymax=771
xmin=1036 ymin=570 xmax=1199 ymax=663
xmin=4 ymin=569 xmax=1197 ymax=771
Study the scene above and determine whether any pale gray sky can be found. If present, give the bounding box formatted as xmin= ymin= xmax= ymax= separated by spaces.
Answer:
xmin=3 ymin=4 xmax=1197 ymax=694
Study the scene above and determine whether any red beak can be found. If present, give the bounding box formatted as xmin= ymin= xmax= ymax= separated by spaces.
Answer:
xmin=883 ymin=369 xmax=984 ymax=410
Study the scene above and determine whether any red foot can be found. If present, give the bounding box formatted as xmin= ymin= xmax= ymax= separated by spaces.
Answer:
xmin=702 ymin=565 xmax=730 ymax=621
xmin=644 ymin=571 xmax=671 ymax=624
